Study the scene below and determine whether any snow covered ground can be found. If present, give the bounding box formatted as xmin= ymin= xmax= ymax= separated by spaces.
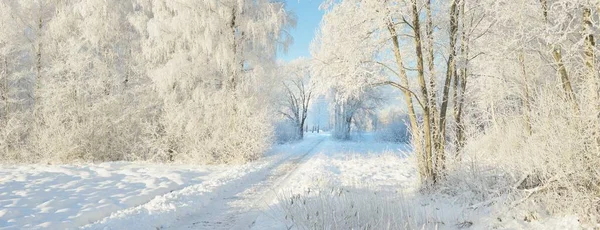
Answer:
xmin=0 ymin=133 xmax=582 ymax=229
xmin=0 ymin=162 xmax=218 ymax=229
xmin=85 ymin=134 xmax=325 ymax=230
xmin=0 ymin=134 xmax=325 ymax=229
xmin=252 ymin=135 xmax=420 ymax=229
xmin=251 ymin=135 xmax=580 ymax=230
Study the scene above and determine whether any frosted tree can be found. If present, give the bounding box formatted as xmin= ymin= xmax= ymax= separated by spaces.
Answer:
xmin=4 ymin=0 xmax=61 ymax=112
xmin=312 ymin=0 xmax=473 ymax=184
xmin=0 ymin=2 xmax=18 ymax=120
xmin=21 ymin=0 xmax=157 ymax=162
xmin=331 ymin=88 xmax=384 ymax=140
xmin=278 ymin=58 xmax=314 ymax=140
xmin=0 ymin=2 xmax=29 ymax=158
xmin=0 ymin=0 xmax=64 ymax=161
xmin=132 ymin=0 xmax=293 ymax=163
xmin=438 ymin=0 xmax=600 ymax=220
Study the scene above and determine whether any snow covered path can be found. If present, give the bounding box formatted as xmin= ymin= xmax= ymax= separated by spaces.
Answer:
xmin=160 ymin=135 xmax=326 ymax=230
xmin=154 ymin=134 xmax=411 ymax=230
xmin=0 ymin=133 xmax=412 ymax=230
xmin=82 ymin=134 xmax=327 ymax=229
xmin=250 ymin=137 xmax=415 ymax=229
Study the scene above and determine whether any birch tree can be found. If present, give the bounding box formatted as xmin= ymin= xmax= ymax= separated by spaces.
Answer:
xmin=313 ymin=0 xmax=423 ymax=182
xmin=313 ymin=0 xmax=473 ymax=184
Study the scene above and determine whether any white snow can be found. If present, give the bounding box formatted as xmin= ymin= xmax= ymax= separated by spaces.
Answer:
xmin=251 ymin=135 xmax=422 ymax=229
xmin=251 ymin=134 xmax=581 ymax=230
xmin=83 ymin=134 xmax=326 ymax=230
xmin=0 ymin=133 xmax=583 ymax=229
xmin=272 ymin=135 xmax=414 ymax=194
xmin=0 ymin=134 xmax=320 ymax=229
xmin=0 ymin=162 xmax=236 ymax=229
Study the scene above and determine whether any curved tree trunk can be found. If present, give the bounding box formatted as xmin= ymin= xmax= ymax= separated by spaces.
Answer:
xmin=387 ymin=22 xmax=426 ymax=183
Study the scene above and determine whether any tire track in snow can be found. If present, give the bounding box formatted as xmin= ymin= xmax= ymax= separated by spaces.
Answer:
xmin=166 ymin=136 xmax=326 ymax=230
xmin=82 ymin=136 xmax=325 ymax=230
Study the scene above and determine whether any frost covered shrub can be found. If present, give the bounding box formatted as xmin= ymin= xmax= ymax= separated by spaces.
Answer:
xmin=277 ymin=188 xmax=440 ymax=230
xmin=31 ymin=78 xmax=161 ymax=163
xmin=443 ymin=89 xmax=600 ymax=222
xmin=0 ymin=113 xmax=32 ymax=163
xmin=274 ymin=120 xmax=300 ymax=144
xmin=377 ymin=113 xmax=410 ymax=143
xmin=159 ymin=90 xmax=273 ymax=164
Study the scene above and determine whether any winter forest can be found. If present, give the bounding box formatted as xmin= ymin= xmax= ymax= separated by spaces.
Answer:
xmin=0 ymin=0 xmax=599 ymax=229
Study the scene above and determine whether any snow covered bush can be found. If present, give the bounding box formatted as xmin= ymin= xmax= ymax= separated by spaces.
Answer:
xmin=444 ymin=90 xmax=600 ymax=222
xmin=154 ymin=90 xmax=273 ymax=164
xmin=277 ymin=188 xmax=441 ymax=230
xmin=32 ymin=83 xmax=161 ymax=163
xmin=377 ymin=111 xmax=411 ymax=143
xmin=0 ymin=113 xmax=31 ymax=162
xmin=429 ymin=0 xmax=600 ymax=224
xmin=274 ymin=120 xmax=301 ymax=144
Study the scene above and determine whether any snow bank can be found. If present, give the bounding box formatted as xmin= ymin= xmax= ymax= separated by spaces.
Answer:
xmin=0 ymin=162 xmax=236 ymax=229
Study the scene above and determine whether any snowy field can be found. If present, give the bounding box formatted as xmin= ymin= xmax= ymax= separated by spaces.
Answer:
xmin=0 ymin=162 xmax=233 ymax=229
xmin=0 ymin=0 xmax=597 ymax=229
xmin=0 ymin=133 xmax=583 ymax=229
xmin=0 ymin=135 xmax=323 ymax=229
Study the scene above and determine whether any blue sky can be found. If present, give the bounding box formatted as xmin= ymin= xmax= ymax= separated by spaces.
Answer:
xmin=277 ymin=0 xmax=325 ymax=62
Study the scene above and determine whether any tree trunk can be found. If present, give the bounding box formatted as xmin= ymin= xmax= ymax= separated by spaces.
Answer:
xmin=31 ymin=15 xmax=45 ymax=128
xmin=334 ymin=101 xmax=351 ymax=140
xmin=300 ymin=86 xmax=311 ymax=140
xmin=387 ymin=23 xmax=427 ymax=182
xmin=34 ymin=17 xmax=43 ymax=116
xmin=229 ymin=8 xmax=241 ymax=92
xmin=583 ymin=8 xmax=596 ymax=75
xmin=298 ymin=122 xmax=304 ymax=140
xmin=582 ymin=7 xmax=599 ymax=151
xmin=345 ymin=115 xmax=352 ymax=139
xmin=583 ymin=7 xmax=597 ymax=102
xmin=436 ymin=0 xmax=459 ymax=179
xmin=1 ymin=56 xmax=6 ymax=153
xmin=425 ymin=0 xmax=440 ymax=162
xmin=539 ymin=0 xmax=579 ymax=112
xmin=454 ymin=0 xmax=469 ymax=156
xmin=552 ymin=46 xmax=579 ymax=112
xmin=411 ymin=0 xmax=435 ymax=184
xmin=2 ymin=56 xmax=8 ymax=121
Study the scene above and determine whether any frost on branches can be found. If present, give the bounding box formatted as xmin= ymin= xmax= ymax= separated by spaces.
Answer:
xmin=312 ymin=0 xmax=600 ymax=223
xmin=0 ymin=0 xmax=293 ymax=164
xmin=275 ymin=58 xmax=314 ymax=142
